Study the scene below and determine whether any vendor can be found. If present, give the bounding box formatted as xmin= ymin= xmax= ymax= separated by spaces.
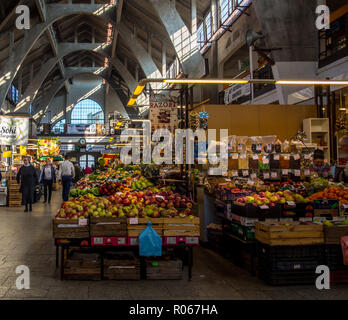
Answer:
xmin=310 ymin=149 xmax=331 ymax=178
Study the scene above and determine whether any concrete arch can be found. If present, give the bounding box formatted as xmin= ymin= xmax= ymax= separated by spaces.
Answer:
xmin=15 ymin=42 xmax=138 ymax=113
xmin=0 ymin=3 xmax=161 ymax=108
xmin=34 ymin=67 xmax=133 ymax=123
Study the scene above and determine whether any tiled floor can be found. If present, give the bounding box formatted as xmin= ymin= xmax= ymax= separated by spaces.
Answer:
xmin=0 ymin=192 xmax=348 ymax=300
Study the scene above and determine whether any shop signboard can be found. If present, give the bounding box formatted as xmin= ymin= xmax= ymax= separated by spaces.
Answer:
xmin=224 ymin=75 xmax=250 ymax=104
xmin=0 ymin=116 xmax=29 ymax=145
xmin=86 ymin=145 xmax=106 ymax=152
xmin=60 ymin=144 xmax=75 ymax=152
xmin=149 ymin=98 xmax=178 ymax=133
xmin=67 ymin=124 xmax=97 ymax=135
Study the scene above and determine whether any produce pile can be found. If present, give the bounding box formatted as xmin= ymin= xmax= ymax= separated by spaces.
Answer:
xmin=309 ymin=186 xmax=348 ymax=204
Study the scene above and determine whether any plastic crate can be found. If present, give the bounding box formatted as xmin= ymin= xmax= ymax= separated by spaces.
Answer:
xmin=230 ymin=222 xmax=255 ymax=242
xmin=281 ymin=203 xmax=314 ymax=219
xmin=325 ymin=244 xmax=348 ymax=271
xmin=231 ymin=202 xmax=281 ymax=219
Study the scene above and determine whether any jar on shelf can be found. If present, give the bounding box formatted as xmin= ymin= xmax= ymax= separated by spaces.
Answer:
xmin=248 ymin=154 xmax=259 ymax=170
xmin=228 ymin=154 xmax=239 ymax=170
xmin=270 ymin=154 xmax=280 ymax=169
xmin=280 ymin=154 xmax=290 ymax=169
xmin=238 ymin=154 xmax=249 ymax=170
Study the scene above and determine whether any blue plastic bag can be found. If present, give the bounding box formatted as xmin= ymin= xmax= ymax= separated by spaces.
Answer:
xmin=139 ymin=221 xmax=162 ymax=257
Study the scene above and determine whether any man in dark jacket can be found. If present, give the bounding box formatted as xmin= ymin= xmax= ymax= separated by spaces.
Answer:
xmin=17 ymin=157 xmax=38 ymax=212
xmin=40 ymin=159 xmax=56 ymax=204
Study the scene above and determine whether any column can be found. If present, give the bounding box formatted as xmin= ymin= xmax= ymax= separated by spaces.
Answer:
xmin=162 ymin=43 xmax=167 ymax=77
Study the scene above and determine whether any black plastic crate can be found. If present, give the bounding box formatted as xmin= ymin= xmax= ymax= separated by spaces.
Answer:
xmin=257 ymin=241 xmax=325 ymax=260
xmin=258 ymin=257 xmax=320 ymax=271
xmin=231 ymin=202 xmax=281 ymax=219
xmin=281 ymin=203 xmax=314 ymax=218
xmin=258 ymin=269 xmax=317 ymax=286
xmin=325 ymin=244 xmax=348 ymax=271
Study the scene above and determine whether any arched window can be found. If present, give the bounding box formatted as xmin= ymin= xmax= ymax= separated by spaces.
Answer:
xmin=71 ymin=99 xmax=104 ymax=125
xmin=80 ymin=155 xmax=95 ymax=170
xmin=52 ymin=119 xmax=66 ymax=134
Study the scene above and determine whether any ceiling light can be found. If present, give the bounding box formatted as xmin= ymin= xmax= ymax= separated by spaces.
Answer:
xmin=163 ymin=79 xmax=249 ymax=84
xmin=275 ymin=80 xmax=348 ymax=85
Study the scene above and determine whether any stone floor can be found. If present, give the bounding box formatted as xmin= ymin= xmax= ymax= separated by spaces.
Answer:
xmin=0 ymin=192 xmax=348 ymax=300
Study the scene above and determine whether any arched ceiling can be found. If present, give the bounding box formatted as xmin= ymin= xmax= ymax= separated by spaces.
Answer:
xmin=0 ymin=0 xmax=211 ymax=118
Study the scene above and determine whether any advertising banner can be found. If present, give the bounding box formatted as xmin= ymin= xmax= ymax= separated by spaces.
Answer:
xmin=149 ymin=98 xmax=178 ymax=133
xmin=38 ymin=137 xmax=60 ymax=157
xmin=0 ymin=116 xmax=29 ymax=145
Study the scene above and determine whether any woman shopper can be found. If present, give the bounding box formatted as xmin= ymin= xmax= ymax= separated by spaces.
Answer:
xmin=16 ymin=157 xmax=39 ymax=212
xmin=40 ymin=159 xmax=56 ymax=204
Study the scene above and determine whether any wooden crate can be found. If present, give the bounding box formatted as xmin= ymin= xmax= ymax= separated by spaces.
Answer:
xmin=52 ymin=218 xmax=89 ymax=239
xmin=64 ymin=251 xmax=101 ymax=281
xmin=90 ymin=217 xmax=127 ymax=237
xmin=146 ymin=259 xmax=183 ymax=280
xmin=255 ymin=221 xmax=324 ymax=246
xmin=103 ymin=251 xmax=140 ymax=280
xmin=163 ymin=217 xmax=200 ymax=237
xmin=324 ymin=225 xmax=348 ymax=244
xmin=127 ymin=218 xmax=163 ymax=237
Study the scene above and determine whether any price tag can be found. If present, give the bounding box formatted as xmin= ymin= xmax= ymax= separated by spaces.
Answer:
xmin=232 ymin=171 xmax=238 ymax=177
xmin=186 ymin=237 xmax=199 ymax=245
xmin=166 ymin=237 xmax=177 ymax=245
xmin=260 ymin=205 xmax=269 ymax=210
xmin=273 ymin=154 xmax=280 ymax=160
xmin=299 ymin=217 xmax=313 ymax=222
xmin=304 ymin=170 xmax=310 ymax=176
xmin=294 ymin=154 xmax=300 ymax=160
xmin=333 ymin=217 xmax=345 ymax=222
xmin=129 ymin=238 xmax=138 ymax=246
xmin=280 ymin=218 xmax=294 ymax=222
xmin=263 ymin=157 xmax=269 ymax=164
xmin=264 ymin=173 xmax=270 ymax=179
xmin=222 ymin=171 xmax=228 ymax=177
xmin=250 ymin=173 xmax=257 ymax=179
xmin=242 ymin=170 xmax=249 ymax=177
xmin=118 ymin=238 xmax=126 ymax=245
xmin=287 ymin=201 xmax=296 ymax=206
xmin=247 ymin=180 xmax=255 ymax=186
xmin=282 ymin=169 xmax=289 ymax=175
xmin=93 ymin=237 xmax=103 ymax=245
xmin=253 ymin=154 xmax=259 ymax=160
xmin=342 ymin=204 xmax=348 ymax=209
xmin=225 ymin=178 xmax=232 ymax=182
xmin=78 ymin=218 xmax=88 ymax=226
xmin=240 ymin=153 xmax=247 ymax=159
xmin=129 ymin=218 xmax=139 ymax=225
xmin=232 ymin=154 xmax=238 ymax=159
xmin=294 ymin=170 xmax=301 ymax=177
xmin=271 ymin=172 xmax=278 ymax=178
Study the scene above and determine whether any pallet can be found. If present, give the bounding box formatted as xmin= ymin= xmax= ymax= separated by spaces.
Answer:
xmin=255 ymin=221 xmax=324 ymax=246
xmin=90 ymin=217 xmax=127 ymax=237
xmin=53 ymin=218 xmax=89 ymax=239
xmin=324 ymin=225 xmax=348 ymax=244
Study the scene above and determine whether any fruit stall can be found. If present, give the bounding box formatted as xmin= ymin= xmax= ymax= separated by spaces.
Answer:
xmin=52 ymin=164 xmax=200 ymax=281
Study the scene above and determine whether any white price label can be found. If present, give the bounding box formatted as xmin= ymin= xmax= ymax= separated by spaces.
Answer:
xmin=79 ymin=218 xmax=88 ymax=226
xmin=304 ymin=170 xmax=310 ymax=176
xmin=232 ymin=171 xmax=238 ymax=177
xmin=225 ymin=178 xmax=232 ymax=182
xmin=250 ymin=173 xmax=257 ymax=179
xmin=240 ymin=153 xmax=247 ymax=159
xmin=282 ymin=169 xmax=289 ymax=175
xmin=253 ymin=154 xmax=259 ymax=160
xmin=273 ymin=154 xmax=280 ymax=160
xmin=166 ymin=237 xmax=177 ymax=244
xmin=130 ymin=238 xmax=138 ymax=245
xmin=300 ymin=217 xmax=313 ymax=222
xmin=232 ymin=154 xmax=238 ymax=159
xmin=294 ymin=170 xmax=301 ymax=177
xmin=294 ymin=154 xmax=300 ymax=160
xmin=287 ymin=201 xmax=296 ymax=206
xmin=271 ymin=172 xmax=278 ymax=178
xmin=260 ymin=205 xmax=269 ymax=210
xmin=248 ymin=180 xmax=255 ymax=186
xmin=186 ymin=237 xmax=199 ymax=245
xmin=129 ymin=218 xmax=139 ymax=225
xmin=93 ymin=237 xmax=103 ymax=245
xmin=280 ymin=218 xmax=294 ymax=222
xmin=242 ymin=170 xmax=249 ymax=177
xmin=263 ymin=158 xmax=269 ymax=164
xmin=118 ymin=238 xmax=126 ymax=245
xmin=264 ymin=173 xmax=270 ymax=179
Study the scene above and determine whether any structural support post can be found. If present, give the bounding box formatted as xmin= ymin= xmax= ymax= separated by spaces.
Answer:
xmin=162 ymin=43 xmax=167 ymax=77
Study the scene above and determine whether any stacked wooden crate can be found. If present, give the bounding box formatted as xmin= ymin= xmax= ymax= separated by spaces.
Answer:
xmin=90 ymin=217 xmax=127 ymax=237
xmin=103 ymin=251 xmax=140 ymax=280
xmin=64 ymin=251 xmax=101 ymax=280
xmin=52 ymin=218 xmax=89 ymax=239
xmin=8 ymin=181 xmax=21 ymax=207
xmin=163 ymin=217 xmax=200 ymax=237
xmin=127 ymin=218 xmax=164 ymax=237
xmin=146 ymin=259 xmax=183 ymax=280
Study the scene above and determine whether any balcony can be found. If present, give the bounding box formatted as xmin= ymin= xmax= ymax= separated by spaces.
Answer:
xmin=319 ymin=13 xmax=348 ymax=69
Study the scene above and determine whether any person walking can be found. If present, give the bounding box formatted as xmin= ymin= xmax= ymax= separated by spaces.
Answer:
xmin=40 ymin=159 xmax=56 ymax=204
xmin=16 ymin=157 xmax=38 ymax=212
xmin=58 ymin=155 xmax=75 ymax=202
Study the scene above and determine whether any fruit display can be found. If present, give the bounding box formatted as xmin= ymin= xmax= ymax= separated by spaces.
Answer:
xmin=309 ymin=186 xmax=348 ymax=203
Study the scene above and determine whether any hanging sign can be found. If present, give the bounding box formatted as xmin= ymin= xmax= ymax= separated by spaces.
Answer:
xmin=20 ymin=146 xmax=27 ymax=156
xmin=149 ymin=98 xmax=178 ymax=133
xmin=2 ymin=151 xmax=12 ymax=158
xmin=0 ymin=116 xmax=29 ymax=146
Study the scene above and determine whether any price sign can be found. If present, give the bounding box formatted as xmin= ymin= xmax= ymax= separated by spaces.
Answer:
xmin=232 ymin=171 xmax=238 ymax=177
xmin=264 ymin=173 xmax=270 ymax=179
xmin=260 ymin=205 xmax=269 ymax=210
xmin=304 ymin=170 xmax=310 ymax=176
xmin=271 ymin=172 xmax=278 ymax=178
xmin=299 ymin=217 xmax=313 ymax=222
xmin=129 ymin=238 xmax=138 ymax=246
xmin=129 ymin=218 xmax=139 ymax=225
xmin=294 ymin=170 xmax=301 ymax=177
xmin=294 ymin=154 xmax=300 ymax=160
xmin=232 ymin=154 xmax=238 ymax=159
xmin=253 ymin=154 xmax=259 ymax=160
xmin=247 ymin=180 xmax=255 ymax=186
xmin=250 ymin=173 xmax=257 ymax=179
xmin=93 ymin=237 xmax=103 ymax=245
xmin=79 ymin=218 xmax=88 ymax=226
xmin=242 ymin=170 xmax=249 ymax=177
xmin=263 ymin=157 xmax=269 ymax=164
xmin=118 ymin=238 xmax=126 ymax=245
xmin=282 ymin=169 xmax=289 ymax=175
xmin=240 ymin=153 xmax=247 ymax=159
xmin=287 ymin=201 xmax=296 ymax=206
xmin=273 ymin=154 xmax=280 ymax=160
xmin=186 ymin=237 xmax=199 ymax=245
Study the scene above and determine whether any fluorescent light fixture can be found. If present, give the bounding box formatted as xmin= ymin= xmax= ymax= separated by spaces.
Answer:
xmin=163 ymin=79 xmax=249 ymax=84
xmin=275 ymin=80 xmax=348 ymax=85
xmin=133 ymin=85 xmax=145 ymax=96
